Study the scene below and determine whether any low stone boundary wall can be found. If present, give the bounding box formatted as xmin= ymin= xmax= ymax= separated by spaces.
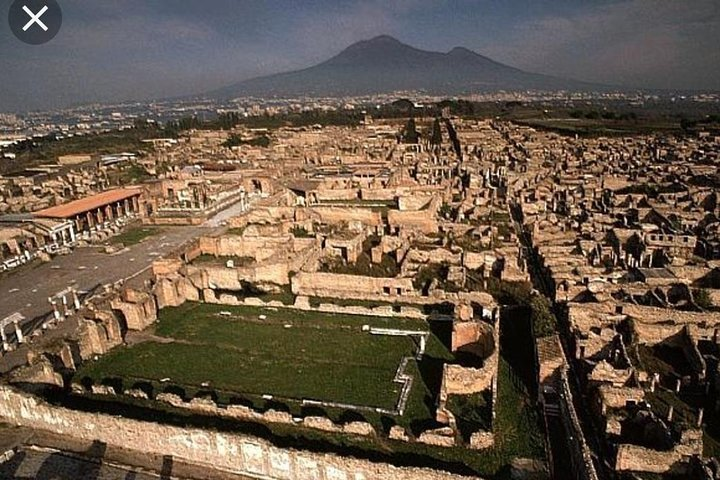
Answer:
xmin=0 ymin=386 xmax=482 ymax=480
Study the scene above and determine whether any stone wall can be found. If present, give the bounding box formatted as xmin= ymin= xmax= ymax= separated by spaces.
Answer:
xmin=0 ymin=387 xmax=482 ymax=480
xmin=307 ymin=207 xmax=383 ymax=227
xmin=451 ymin=321 xmax=493 ymax=355
xmin=388 ymin=210 xmax=438 ymax=234
xmin=440 ymin=364 xmax=494 ymax=398
xmin=291 ymin=272 xmax=414 ymax=299
xmin=110 ymin=288 xmax=157 ymax=331
xmin=199 ymin=234 xmax=307 ymax=262
xmin=556 ymin=370 xmax=600 ymax=480
xmin=615 ymin=445 xmax=683 ymax=474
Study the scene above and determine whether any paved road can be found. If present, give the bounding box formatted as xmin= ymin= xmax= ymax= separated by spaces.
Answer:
xmin=0 ymin=448 xmax=162 ymax=480
xmin=0 ymin=225 xmax=208 ymax=326
xmin=0 ymin=447 xmax=253 ymax=480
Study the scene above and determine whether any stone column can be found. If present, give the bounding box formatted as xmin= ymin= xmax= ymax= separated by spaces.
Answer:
xmin=0 ymin=327 xmax=8 ymax=351
xmin=69 ymin=225 xmax=76 ymax=242
xmin=62 ymin=294 xmax=71 ymax=317
xmin=13 ymin=320 xmax=24 ymax=343
xmin=72 ymin=289 xmax=81 ymax=310
xmin=50 ymin=299 xmax=61 ymax=320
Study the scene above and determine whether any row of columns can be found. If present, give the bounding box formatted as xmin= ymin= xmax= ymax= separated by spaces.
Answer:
xmin=0 ymin=314 xmax=25 ymax=354
xmin=75 ymin=195 xmax=140 ymax=234
xmin=49 ymin=287 xmax=81 ymax=322
xmin=50 ymin=221 xmax=76 ymax=246
xmin=0 ymin=288 xmax=83 ymax=356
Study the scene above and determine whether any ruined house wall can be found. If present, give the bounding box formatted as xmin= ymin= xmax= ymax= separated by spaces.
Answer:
xmin=463 ymin=251 xmax=496 ymax=271
xmin=397 ymin=196 xmax=432 ymax=211
xmin=152 ymin=258 xmax=184 ymax=277
xmin=451 ymin=321 xmax=493 ymax=355
xmin=404 ymin=248 xmax=462 ymax=266
xmin=557 ymin=370 xmax=601 ymax=480
xmin=624 ymin=305 xmax=720 ymax=327
xmin=440 ymin=364 xmax=495 ymax=397
xmin=0 ymin=387 xmax=480 ymax=480
xmin=388 ymin=210 xmax=438 ymax=234
xmin=182 ymin=242 xmax=319 ymax=290
xmin=241 ymin=206 xmax=296 ymax=225
xmin=199 ymin=235 xmax=295 ymax=262
xmin=615 ymin=445 xmax=687 ymax=474
xmin=632 ymin=322 xmax=685 ymax=345
xmin=680 ymin=328 xmax=706 ymax=380
xmin=291 ymin=272 xmax=414 ymax=299
xmin=153 ymin=274 xmax=197 ymax=309
xmin=597 ymin=386 xmax=645 ymax=411
xmin=441 ymin=319 xmax=499 ymax=401
xmin=314 ymin=189 xmax=358 ymax=201
xmin=307 ymin=207 xmax=383 ymax=227
xmin=110 ymin=291 xmax=157 ymax=331
xmin=360 ymin=188 xmax=398 ymax=201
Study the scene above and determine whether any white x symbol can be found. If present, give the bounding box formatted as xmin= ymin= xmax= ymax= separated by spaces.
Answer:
xmin=22 ymin=5 xmax=49 ymax=32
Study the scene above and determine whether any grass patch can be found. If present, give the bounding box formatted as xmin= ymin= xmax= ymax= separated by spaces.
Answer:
xmin=191 ymin=254 xmax=255 ymax=266
xmin=77 ymin=303 xmax=423 ymax=409
xmin=319 ymin=237 xmax=400 ymax=278
xmin=447 ymin=391 xmax=493 ymax=441
xmin=110 ymin=226 xmax=162 ymax=246
xmin=2 ymin=126 xmax=160 ymax=175
xmin=70 ymin=301 xmax=546 ymax=477
xmin=225 ymin=226 xmax=246 ymax=236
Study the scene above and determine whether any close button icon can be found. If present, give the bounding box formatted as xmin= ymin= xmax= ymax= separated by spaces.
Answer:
xmin=9 ymin=0 xmax=62 ymax=45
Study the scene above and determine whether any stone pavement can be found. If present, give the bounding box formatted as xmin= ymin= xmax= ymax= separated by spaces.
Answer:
xmin=0 ymin=448 xmax=162 ymax=480
xmin=0 ymin=225 xmax=209 ymax=324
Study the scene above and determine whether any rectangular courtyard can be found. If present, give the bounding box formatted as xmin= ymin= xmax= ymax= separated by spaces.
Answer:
xmin=76 ymin=302 xmax=426 ymax=410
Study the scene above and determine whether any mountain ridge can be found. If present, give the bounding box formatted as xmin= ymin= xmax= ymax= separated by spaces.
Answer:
xmin=208 ymin=35 xmax=606 ymax=99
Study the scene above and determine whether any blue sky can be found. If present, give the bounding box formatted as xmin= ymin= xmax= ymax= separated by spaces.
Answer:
xmin=1 ymin=0 xmax=719 ymax=112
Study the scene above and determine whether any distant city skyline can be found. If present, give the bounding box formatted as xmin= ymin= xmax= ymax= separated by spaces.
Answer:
xmin=1 ymin=0 xmax=719 ymax=112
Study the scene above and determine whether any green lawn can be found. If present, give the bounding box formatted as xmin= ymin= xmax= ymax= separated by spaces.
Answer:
xmin=110 ymin=226 xmax=162 ymax=246
xmin=76 ymin=303 xmax=422 ymax=409
xmin=70 ymin=301 xmax=547 ymax=477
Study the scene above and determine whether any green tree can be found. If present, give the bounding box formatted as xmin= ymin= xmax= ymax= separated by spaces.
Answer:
xmin=430 ymin=118 xmax=443 ymax=146
xmin=401 ymin=118 xmax=420 ymax=144
xmin=694 ymin=289 xmax=714 ymax=310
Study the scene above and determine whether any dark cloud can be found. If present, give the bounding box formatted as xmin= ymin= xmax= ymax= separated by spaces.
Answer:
xmin=0 ymin=0 xmax=717 ymax=112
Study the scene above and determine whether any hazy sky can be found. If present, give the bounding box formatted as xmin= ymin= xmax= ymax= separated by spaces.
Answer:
xmin=1 ymin=0 xmax=719 ymax=112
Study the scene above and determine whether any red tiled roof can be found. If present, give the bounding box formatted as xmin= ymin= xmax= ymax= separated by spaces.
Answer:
xmin=35 ymin=188 xmax=142 ymax=219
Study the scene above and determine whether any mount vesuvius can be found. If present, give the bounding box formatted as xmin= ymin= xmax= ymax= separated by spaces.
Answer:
xmin=208 ymin=35 xmax=603 ymax=99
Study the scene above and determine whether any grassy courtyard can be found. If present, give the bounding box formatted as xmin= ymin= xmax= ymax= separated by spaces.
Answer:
xmin=76 ymin=303 xmax=423 ymax=410
xmin=110 ymin=226 xmax=162 ymax=246
xmin=68 ymin=302 xmax=545 ymax=478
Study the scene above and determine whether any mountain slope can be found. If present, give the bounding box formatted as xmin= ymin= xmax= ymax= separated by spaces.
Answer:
xmin=209 ymin=35 xmax=602 ymax=99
